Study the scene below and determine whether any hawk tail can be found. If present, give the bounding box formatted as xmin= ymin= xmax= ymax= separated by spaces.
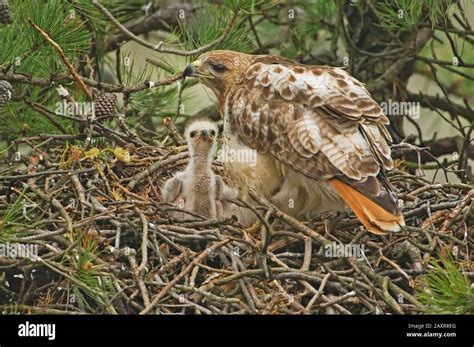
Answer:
xmin=329 ymin=178 xmax=404 ymax=235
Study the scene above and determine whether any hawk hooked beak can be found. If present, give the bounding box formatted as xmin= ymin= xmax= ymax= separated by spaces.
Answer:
xmin=184 ymin=60 xmax=202 ymax=78
xmin=184 ymin=60 xmax=214 ymax=79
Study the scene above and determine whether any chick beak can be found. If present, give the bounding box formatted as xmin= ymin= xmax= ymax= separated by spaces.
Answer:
xmin=184 ymin=59 xmax=202 ymax=78
xmin=200 ymin=129 xmax=209 ymax=141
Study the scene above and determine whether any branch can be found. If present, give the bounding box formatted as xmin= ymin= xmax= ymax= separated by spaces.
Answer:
xmin=102 ymin=1 xmax=199 ymax=52
xmin=407 ymin=92 xmax=474 ymax=122
xmin=139 ymin=239 xmax=230 ymax=314
xmin=392 ymin=137 xmax=474 ymax=163
xmin=28 ymin=19 xmax=93 ymax=101
xmin=0 ymin=71 xmax=183 ymax=94
xmin=366 ymin=29 xmax=433 ymax=93
xmin=93 ymin=0 xmax=241 ymax=56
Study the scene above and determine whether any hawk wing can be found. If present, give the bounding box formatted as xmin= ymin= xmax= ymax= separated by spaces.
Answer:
xmin=226 ymin=56 xmax=403 ymax=234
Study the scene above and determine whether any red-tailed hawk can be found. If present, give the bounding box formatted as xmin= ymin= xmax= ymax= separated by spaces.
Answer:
xmin=184 ymin=50 xmax=404 ymax=234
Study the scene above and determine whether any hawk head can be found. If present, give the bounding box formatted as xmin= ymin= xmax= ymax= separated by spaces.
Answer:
xmin=184 ymin=50 xmax=253 ymax=99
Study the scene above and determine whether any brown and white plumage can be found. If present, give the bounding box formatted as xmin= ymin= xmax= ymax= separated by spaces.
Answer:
xmin=184 ymin=50 xmax=404 ymax=234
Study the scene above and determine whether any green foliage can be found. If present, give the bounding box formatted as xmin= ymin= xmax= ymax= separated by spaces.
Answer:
xmin=0 ymin=0 xmax=86 ymax=142
xmin=0 ymin=189 xmax=25 ymax=241
xmin=73 ymin=0 xmax=149 ymax=36
xmin=120 ymin=51 xmax=154 ymax=111
xmin=223 ymin=0 xmax=264 ymax=13
xmin=416 ymin=253 xmax=474 ymax=314
xmin=281 ymin=25 xmax=317 ymax=60
xmin=179 ymin=4 xmax=254 ymax=60
xmin=99 ymin=0 xmax=148 ymax=20
xmin=296 ymin=0 xmax=337 ymax=20
xmin=117 ymin=51 xmax=194 ymax=127
xmin=70 ymin=232 xmax=117 ymax=312
xmin=0 ymin=0 xmax=91 ymax=75
xmin=373 ymin=0 xmax=455 ymax=31
xmin=0 ymin=101 xmax=75 ymax=140
xmin=0 ymin=187 xmax=44 ymax=241
xmin=273 ymin=0 xmax=337 ymax=60
xmin=75 ymin=234 xmax=100 ymax=274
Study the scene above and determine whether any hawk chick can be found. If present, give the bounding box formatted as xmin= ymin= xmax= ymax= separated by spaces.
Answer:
xmin=161 ymin=120 xmax=235 ymax=219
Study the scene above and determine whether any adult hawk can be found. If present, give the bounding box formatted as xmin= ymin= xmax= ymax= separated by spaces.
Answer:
xmin=184 ymin=50 xmax=404 ymax=234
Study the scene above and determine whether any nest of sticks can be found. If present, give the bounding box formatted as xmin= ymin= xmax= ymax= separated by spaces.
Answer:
xmin=0 ymin=128 xmax=472 ymax=315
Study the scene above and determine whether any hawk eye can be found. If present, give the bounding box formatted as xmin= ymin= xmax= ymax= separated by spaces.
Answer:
xmin=210 ymin=129 xmax=216 ymax=136
xmin=210 ymin=62 xmax=226 ymax=73
xmin=190 ymin=131 xmax=197 ymax=137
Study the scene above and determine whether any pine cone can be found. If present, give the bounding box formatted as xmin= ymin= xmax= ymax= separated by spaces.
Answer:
xmin=94 ymin=93 xmax=117 ymax=117
xmin=0 ymin=0 xmax=12 ymax=24
xmin=0 ymin=80 xmax=12 ymax=108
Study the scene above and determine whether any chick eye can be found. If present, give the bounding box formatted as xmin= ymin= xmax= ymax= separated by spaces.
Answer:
xmin=210 ymin=63 xmax=226 ymax=73
xmin=190 ymin=131 xmax=197 ymax=137
xmin=210 ymin=130 xmax=216 ymax=136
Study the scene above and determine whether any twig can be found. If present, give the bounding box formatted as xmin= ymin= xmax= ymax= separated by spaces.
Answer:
xmin=28 ymin=20 xmax=93 ymax=101
xmin=317 ymin=291 xmax=356 ymax=309
xmin=135 ymin=208 xmax=149 ymax=274
xmin=93 ymin=0 xmax=241 ymax=56
xmin=139 ymin=239 xmax=230 ymax=314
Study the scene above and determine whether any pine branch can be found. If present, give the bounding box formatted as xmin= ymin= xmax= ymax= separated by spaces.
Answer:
xmin=93 ymin=0 xmax=240 ymax=56
xmin=28 ymin=19 xmax=93 ymax=101
xmin=102 ymin=1 xmax=199 ymax=52
xmin=0 ymin=71 xmax=184 ymax=94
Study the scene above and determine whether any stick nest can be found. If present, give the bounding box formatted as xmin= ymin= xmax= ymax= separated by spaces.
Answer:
xmin=0 ymin=138 xmax=472 ymax=315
